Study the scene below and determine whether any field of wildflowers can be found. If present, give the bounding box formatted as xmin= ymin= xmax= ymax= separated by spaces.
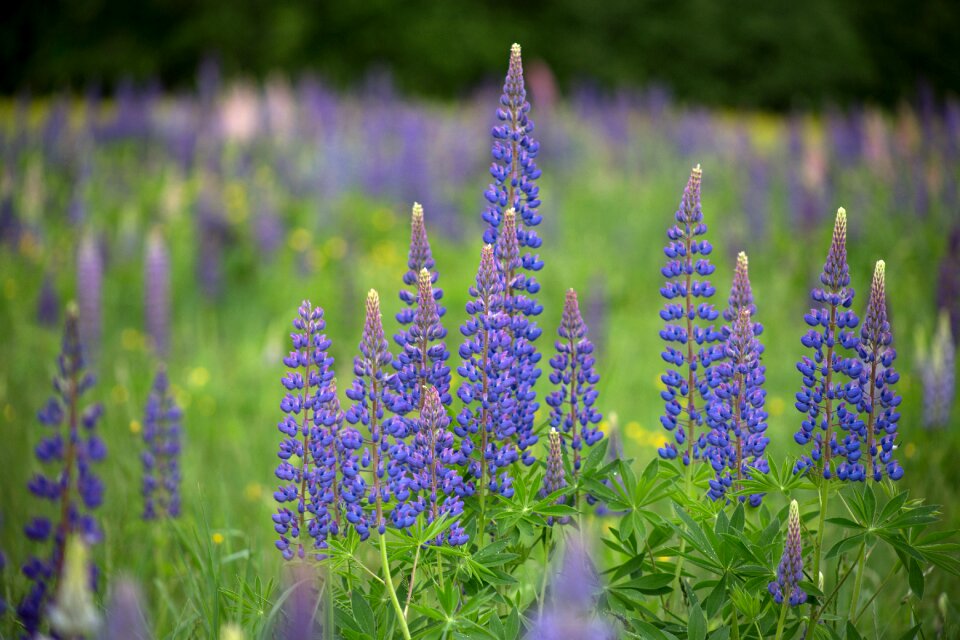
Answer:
xmin=0 ymin=43 xmax=958 ymax=639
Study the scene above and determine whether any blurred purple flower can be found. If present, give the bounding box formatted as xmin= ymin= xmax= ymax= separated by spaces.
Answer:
xmin=142 ymin=368 xmax=182 ymax=519
xmin=77 ymin=233 xmax=103 ymax=358
xmin=145 ymin=229 xmax=171 ymax=357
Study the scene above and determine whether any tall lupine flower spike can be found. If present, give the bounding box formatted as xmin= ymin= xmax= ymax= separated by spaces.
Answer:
xmin=496 ymin=208 xmax=543 ymax=465
xmin=483 ymin=44 xmax=543 ymax=263
xmin=768 ymin=500 xmax=807 ymax=606
xmin=18 ymin=303 xmax=106 ymax=637
xmin=77 ymin=233 xmax=102 ymax=358
xmin=724 ymin=252 xmax=761 ymax=337
xmin=920 ymin=310 xmax=955 ymax=428
xmin=145 ymin=228 xmax=171 ymax=357
xmin=457 ymin=244 xmax=517 ymax=501
xmin=391 ymin=267 xmax=451 ymax=414
xmin=547 ymin=289 xmax=603 ymax=474
xmin=658 ymin=165 xmax=723 ymax=465
xmin=396 ymin=203 xmax=445 ymax=333
xmin=405 ymin=385 xmax=469 ymax=545
xmin=142 ymin=368 xmax=183 ymax=519
xmin=794 ymin=208 xmax=863 ymax=481
xmin=346 ymin=291 xmax=394 ymax=536
xmin=273 ymin=301 xmax=336 ymax=560
xmin=705 ymin=308 xmax=769 ymax=505
xmin=855 ymin=261 xmax=904 ymax=480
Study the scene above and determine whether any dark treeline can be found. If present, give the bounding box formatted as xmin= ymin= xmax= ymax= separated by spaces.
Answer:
xmin=4 ymin=0 xmax=958 ymax=109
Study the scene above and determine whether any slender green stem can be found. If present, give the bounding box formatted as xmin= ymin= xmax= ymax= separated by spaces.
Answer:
xmin=379 ymin=535 xmax=411 ymax=640
xmin=537 ymin=529 xmax=553 ymax=623
xmin=403 ymin=545 xmax=421 ymax=618
xmin=803 ymin=551 xmax=860 ymax=640
xmin=670 ymin=461 xmax=694 ymax=610
xmin=813 ymin=479 xmax=829 ymax=582
xmin=730 ymin=602 xmax=741 ymax=640
xmin=774 ymin=602 xmax=789 ymax=640
xmin=854 ymin=561 xmax=899 ymax=624
xmin=848 ymin=542 xmax=866 ymax=620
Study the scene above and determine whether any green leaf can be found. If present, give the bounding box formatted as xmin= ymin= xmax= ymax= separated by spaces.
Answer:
xmin=825 ymin=534 xmax=865 ymax=560
xmin=908 ymin=559 xmax=924 ymax=599
xmin=504 ymin=607 xmax=520 ymax=640
xmin=878 ymin=491 xmax=909 ymax=525
xmin=730 ymin=504 xmax=745 ymax=534
xmin=350 ymin=589 xmax=376 ymax=638
xmin=862 ymin=484 xmax=877 ymax=524
xmin=688 ymin=600 xmax=707 ymax=640
xmin=618 ymin=573 xmax=675 ymax=594
xmin=487 ymin=611 xmax=505 ymax=639
xmin=845 ymin=621 xmax=864 ymax=640
xmin=896 ymin=624 xmax=922 ymax=640
xmin=825 ymin=517 xmax=865 ymax=530
xmin=630 ymin=620 xmax=679 ymax=640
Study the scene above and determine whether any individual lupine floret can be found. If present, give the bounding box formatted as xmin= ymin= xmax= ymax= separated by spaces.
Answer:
xmin=768 ymin=500 xmax=807 ymax=606
xmin=77 ymin=233 xmax=102 ymax=358
xmin=145 ymin=228 xmax=171 ymax=357
xmin=403 ymin=385 xmax=469 ymax=545
xmin=483 ymin=44 xmax=543 ymax=271
xmin=345 ymin=290 xmax=394 ymax=535
xmin=142 ymin=368 xmax=183 ymax=519
xmin=855 ymin=261 xmax=904 ymax=480
xmin=547 ymin=289 xmax=603 ymax=474
xmin=18 ymin=303 xmax=106 ymax=637
xmin=496 ymin=208 xmax=543 ymax=465
xmin=391 ymin=267 xmax=452 ymax=414
xmin=794 ymin=208 xmax=864 ymax=481
xmin=919 ymin=310 xmax=955 ymax=429
xmin=657 ymin=165 xmax=724 ymax=465
xmin=273 ymin=301 xmax=336 ymax=560
xmin=705 ymin=308 xmax=769 ymax=505
xmin=396 ymin=202 xmax=445 ymax=335
xmin=456 ymin=244 xmax=517 ymax=500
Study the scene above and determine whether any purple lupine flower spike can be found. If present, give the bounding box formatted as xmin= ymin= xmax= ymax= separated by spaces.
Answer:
xmin=145 ymin=228 xmax=171 ymax=357
xmin=37 ymin=273 xmax=60 ymax=328
xmin=794 ymin=208 xmax=863 ymax=481
xmin=457 ymin=244 xmax=517 ymax=502
xmin=391 ymin=268 xmax=451 ymax=414
xmin=768 ymin=500 xmax=807 ymax=606
xmin=725 ymin=252 xmax=757 ymax=324
xmin=142 ymin=368 xmax=182 ymax=519
xmin=547 ymin=289 xmax=603 ymax=475
xmin=529 ymin=537 xmax=614 ymax=639
xmin=855 ymin=261 xmax=903 ymax=480
xmin=18 ymin=303 xmax=106 ymax=637
xmin=496 ymin=208 xmax=543 ymax=465
xmin=273 ymin=301 xmax=336 ymax=559
xmin=77 ymin=233 xmax=102 ymax=358
xmin=345 ymin=290 xmax=393 ymax=536
xmin=541 ymin=428 xmax=569 ymax=527
xmin=705 ymin=307 xmax=769 ymax=504
xmin=921 ymin=311 xmax=955 ymax=428
xmin=485 ymin=44 xmax=544 ymax=467
xmin=658 ymin=165 xmax=723 ymax=465
xmin=396 ymin=203 xmax=445 ymax=334
xmin=407 ymin=385 xmax=469 ymax=545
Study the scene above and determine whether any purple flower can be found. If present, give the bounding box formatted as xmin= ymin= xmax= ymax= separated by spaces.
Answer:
xmin=705 ymin=307 xmax=769 ymax=504
xmin=855 ymin=261 xmax=903 ymax=481
xmin=279 ymin=564 xmax=322 ymax=640
xmin=456 ymin=244 xmax=517 ymax=501
xmin=528 ymin=537 xmax=615 ymax=639
xmin=390 ymin=267 xmax=452 ymax=413
xmin=403 ymin=385 xmax=469 ymax=546
xmin=345 ymin=291 xmax=394 ymax=536
xmin=793 ymin=208 xmax=864 ymax=481
xmin=920 ymin=310 xmax=955 ymax=429
xmin=496 ymin=209 xmax=543 ymax=465
xmin=145 ymin=229 xmax=171 ymax=357
xmin=273 ymin=301 xmax=336 ymax=559
xmin=77 ymin=233 xmax=102 ymax=358
xmin=768 ymin=500 xmax=807 ymax=606
xmin=142 ymin=368 xmax=182 ymax=520
xmin=657 ymin=165 xmax=723 ymax=465
xmin=36 ymin=273 xmax=60 ymax=328
xmin=484 ymin=44 xmax=544 ymax=467
xmin=18 ymin=303 xmax=106 ymax=637
xmin=102 ymin=579 xmax=150 ymax=640
xmin=547 ymin=289 xmax=603 ymax=475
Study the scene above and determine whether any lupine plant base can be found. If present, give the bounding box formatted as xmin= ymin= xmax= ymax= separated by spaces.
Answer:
xmin=0 ymin=42 xmax=958 ymax=640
